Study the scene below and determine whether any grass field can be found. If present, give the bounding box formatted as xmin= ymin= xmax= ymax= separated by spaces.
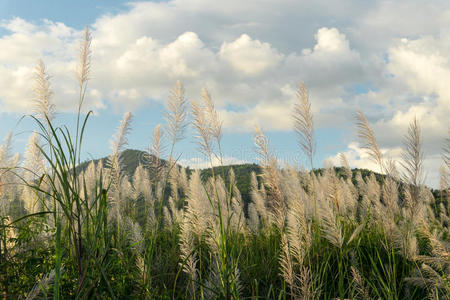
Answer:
xmin=0 ymin=26 xmax=449 ymax=300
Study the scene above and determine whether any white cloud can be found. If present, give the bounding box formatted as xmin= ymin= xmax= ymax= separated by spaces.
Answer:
xmin=219 ymin=34 xmax=283 ymax=75
xmin=0 ymin=17 xmax=365 ymax=132
xmin=314 ymin=27 xmax=351 ymax=53
xmin=354 ymin=35 xmax=450 ymax=157
xmin=178 ymin=156 xmax=248 ymax=169
xmin=330 ymin=142 xmax=402 ymax=173
xmin=330 ymin=142 xmax=444 ymax=188
xmin=221 ymin=100 xmax=294 ymax=132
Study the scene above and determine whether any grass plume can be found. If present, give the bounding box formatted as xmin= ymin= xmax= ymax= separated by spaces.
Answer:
xmin=293 ymin=82 xmax=315 ymax=170
xmin=355 ymin=110 xmax=384 ymax=173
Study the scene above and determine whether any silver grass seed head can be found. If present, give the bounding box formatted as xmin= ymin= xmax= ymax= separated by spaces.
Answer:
xmin=23 ymin=131 xmax=45 ymax=181
xmin=165 ymin=80 xmax=188 ymax=143
xmin=33 ymin=59 xmax=55 ymax=122
xmin=201 ymin=88 xmax=222 ymax=142
xmin=400 ymin=117 xmax=424 ymax=189
xmin=293 ymin=82 xmax=315 ymax=170
xmin=355 ymin=110 xmax=384 ymax=173
xmin=110 ymin=112 xmax=133 ymax=156
xmin=339 ymin=153 xmax=353 ymax=179
xmin=191 ymin=100 xmax=213 ymax=158
xmin=76 ymin=25 xmax=92 ymax=87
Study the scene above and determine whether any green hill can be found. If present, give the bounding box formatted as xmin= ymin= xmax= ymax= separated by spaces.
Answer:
xmin=78 ymin=149 xmax=447 ymax=212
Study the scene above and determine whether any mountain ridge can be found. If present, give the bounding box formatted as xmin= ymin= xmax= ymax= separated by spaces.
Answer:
xmin=78 ymin=149 xmax=447 ymax=206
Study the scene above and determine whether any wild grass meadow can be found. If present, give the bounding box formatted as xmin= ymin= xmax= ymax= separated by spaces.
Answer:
xmin=0 ymin=26 xmax=449 ymax=299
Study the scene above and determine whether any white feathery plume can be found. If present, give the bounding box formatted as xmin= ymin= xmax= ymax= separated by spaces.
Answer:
xmin=393 ymin=220 xmax=418 ymax=260
xmin=33 ymin=59 xmax=55 ymax=123
xmin=347 ymin=223 xmax=364 ymax=245
xmin=169 ymin=195 xmax=182 ymax=223
xmin=120 ymin=177 xmax=132 ymax=204
xmin=0 ymin=133 xmax=12 ymax=171
xmin=191 ymin=89 xmax=223 ymax=165
xmin=110 ymin=112 xmax=133 ymax=159
xmin=355 ymin=171 xmax=367 ymax=197
xmin=382 ymin=176 xmax=399 ymax=218
xmin=355 ymin=110 xmax=384 ymax=173
xmin=229 ymin=168 xmax=245 ymax=232
xmin=366 ymin=174 xmax=381 ymax=207
xmin=163 ymin=206 xmax=173 ymax=227
xmin=191 ymin=100 xmax=213 ymax=159
xmin=124 ymin=216 xmax=144 ymax=255
xmin=169 ymin=163 xmax=179 ymax=202
xmin=279 ymin=233 xmax=296 ymax=297
xmin=280 ymin=166 xmax=302 ymax=209
xmin=339 ymin=153 xmax=353 ymax=180
xmin=209 ymin=175 xmax=229 ymax=226
xmin=319 ymin=200 xmax=344 ymax=249
xmin=179 ymin=166 xmax=188 ymax=191
xmin=165 ymin=80 xmax=188 ymax=144
xmin=416 ymin=219 xmax=449 ymax=266
xmin=22 ymin=132 xmax=45 ymax=213
xmin=400 ymin=117 xmax=424 ymax=211
xmin=187 ymin=170 xmax=210 ymax=236
xmin=25 ymin=269 xmax=56 ymax=300
xmin=351 ymin=266 xmax=371 ymax=299
xmin=298 ymin=267 xmax=318 ymax=299
xmin=249 ymin=171 xmax=268 ymax=225
xmin=325 ymin=170 xmax=344 ymax=215
xmin=202 ymin=89 xmax=222 ymax=146
xmin=132 ymin=164 xmax=154 ymax=228
xmin=293 ymin=82 xmax=315 ymax=170
xmin=340 ymin=178 xmax=358 ymax=218
xmin=76 ymin=25 xmax=92 ymax=90
xmin=108 ymin=112 xmax=133 ymax=227
xmin=254 ymin=124 xmax=284 ymax=230
xmin=109 ymin=112 xmax=133 ymax=186
xmin=84 ymin=161 xmax=97 ymax=198
xmin=286 ymin=189 xmax=310 ymax=265
xmin=247 ymin=203 xmax=259 ymax=232
xmin=23 ymin=132 xmax=45 ymax=179
xmin=0 ymin=134 xmax=20 ymax=214
xmin=179 ymin=206 xmax=199 ymax=297
xmin=133 ymin=164 xmax=153 ymax=201
xmin=148 ymin=123 xmax=165 ymax=182
xmin=404 ymin=263 xmax=447 ymax=291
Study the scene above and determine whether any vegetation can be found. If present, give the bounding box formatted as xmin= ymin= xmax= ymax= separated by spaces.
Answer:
xmin=0 ymin=27 xmax=449 ymax=299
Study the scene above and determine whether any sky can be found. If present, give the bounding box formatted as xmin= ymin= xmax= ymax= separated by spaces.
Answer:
xmin=0 ymin=0 xmax=449 ymax=188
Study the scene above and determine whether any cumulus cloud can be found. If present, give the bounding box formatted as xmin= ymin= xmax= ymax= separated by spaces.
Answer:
xmin=219 ymin=34 xmax=283 ymax=75
xmin=0 ymin=16 xmax=365 ymax=132
xmin=354 ymin=35 xmax=450 ymax=157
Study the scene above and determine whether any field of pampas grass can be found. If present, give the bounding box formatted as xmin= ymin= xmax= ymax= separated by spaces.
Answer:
xmin=0 ymin=27 xmax=449 ymax=300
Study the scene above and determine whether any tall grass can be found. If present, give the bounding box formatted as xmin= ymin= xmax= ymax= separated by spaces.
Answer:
xmin=0 ymin=30 xmax=448 ymax=300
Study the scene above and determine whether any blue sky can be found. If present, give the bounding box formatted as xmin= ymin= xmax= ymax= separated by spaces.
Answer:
xmin=0 ymin=0 xmax=126 ymax=29
xmin=0 ymin=0 xmax=449 ymax=187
